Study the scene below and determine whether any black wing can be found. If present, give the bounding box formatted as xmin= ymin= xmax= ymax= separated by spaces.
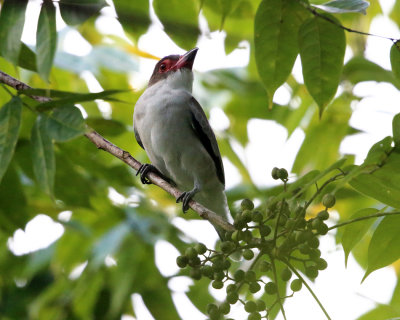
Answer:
xmin=189 ymin=97 xmax=225 ymax=186
xmin=134 ymin=127 xmax=145 ymax=150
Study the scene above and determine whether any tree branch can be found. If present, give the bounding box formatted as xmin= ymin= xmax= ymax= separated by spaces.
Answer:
xmin=0 ymin=69 xmax=235 ymax=232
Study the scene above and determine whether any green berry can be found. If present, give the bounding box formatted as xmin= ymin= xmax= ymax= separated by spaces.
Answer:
xmin=212 ymin=259 xmax=224 ymax=272
xmin=190 ymin=268 xmax=202 ymax=280
xmin=185 ymin=247 xmax=198 ymax=259
xmin=202 ymin=265 xmax=214 ymax=278
xmin=278 ymin=168 xmax=288 ymax=180
xmin=305 ymin=266 xmax=318 ymax=279
xmin=226 ymin=283 xmax=237 ymax=293
xmin=244 ymin=301 xmax=257 ymax=313
xmin=248 ymin=312 xmax=261 ymax=320
xmin=234 ymin=269 xmax=245 ymax=281
xmin=299 ymin=243 xmax=311 ymax=255
xmin=317 ymin=222 xmax=329 ymax=235
xmin=316 ymin=258 xmax=328 ymax=270
xmin=308 ymin=236 xmax=320 ymax=249
xmin=219 ymin=301 xmax=230 ymax=315
xmin=221 ymin=241 xmax=235 ymax=253
xmin=195 ymin=243 xmax=207 ymax=255
xmin=309 ymin=249 xmax=321 ymax=260
xmin=317 ymin=210 xmax=329 ymax=220
xmin=241 ymin=230 xmax=253 ymax=243
xmin=249 ymin=282 xmax=261 ymax=293
xmin=271 ymin=167 xmax=280 ymax=180
xmin=214 ymin=271 xmax=225 ymax=281
xmin=243 ymin=249 xmax=254 ymax=260
xmin=264 ymin=282 xmax=277 ymax=295
xmin=280 ymin=267 xmax=292 ymax=281
xmin=207 ymin=303 xmax=218 ymax=315
xmin=245 ymin=270 xmax=257 ymax=282
xmin=259 ymin=260 xmax=271 ymax=272
xmin=290 ymin=279 xmax=302 ymax=292
xmin=231 ymin=230 xmax=240 ymax=242
xmin=311 ymin=218 xmax=323 ymax=230
xmin=252 ymin=210 xmax=263 ymax=223
xmin=322 ymin=193 xmax=336 ymax=208
xmin=188 ymin=257 xmax=201 ymax=267
xmin=256 ymin=299 xmax=266 ymax=311
xmin=259 ymin=225 xmax=271 ymax=237
xmin=242 ymin=210 xmax=253 ymax=223
xmin=241 ymin=199 xmax=255 ymax=210
xmin=176 ymin=255 xmax=188 ymax=268
xmin=212 ymin=280 xmax=224 ymax=289
xmin=223 ymin=259 xmax=231 ymax=270
xmin=227 ymin=292 xmax=238 ymax=304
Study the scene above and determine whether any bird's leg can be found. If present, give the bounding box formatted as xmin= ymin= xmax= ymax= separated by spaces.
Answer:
xmin=176 ymin=185 xmax=199 ymax=213
xmin=136 ymin=164 xmax=176 ymax=186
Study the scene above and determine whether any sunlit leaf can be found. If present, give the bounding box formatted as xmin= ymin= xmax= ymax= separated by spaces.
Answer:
xmin=0 ymin=97 xmax=22 ymax=183
xmin=316 ymin=0 xmax=370 ymax=14
xmin=393 ymin=113 xmax=400 ymax=147
xmin=298 ymin=15 xmax=346 ymax=114
xmin=356 ymin=304 xmax=400 ymax=320
xmin=31 ymin=115 xmax=55 ymax=195
xmin=36 ymin=0 xmax=57 ymax=81
xmin=114 ymin=0 xmax=151 ymax=39
xmin=46 ymin=105 xmax=85 ymax=142
xmin=390 ymin=41 xmax=400 ymax=81
xmin=254 ymin=0 xmax=307 ymax=106
xmin=363 ymin=215 xmax=400 ymax=281
xmin=341 ymin=208 xmax=378 ymax=266
xmin=0 ymin=0 xmax=29 ymax=64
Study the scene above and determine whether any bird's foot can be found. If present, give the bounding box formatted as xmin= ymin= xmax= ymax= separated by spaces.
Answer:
xmin=136 ymin=164 xmax=155 ymax=184
xmin=176 ymin=187 xmax=199 ymax=213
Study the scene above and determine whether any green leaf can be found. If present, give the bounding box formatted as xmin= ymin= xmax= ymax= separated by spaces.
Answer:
xmin=18 ymin=43 xmax=37 ymax=71
xmin=24 ymin=89 xmax=126 ymax=111
xmin=85 ymin=118 xmax=126 ymax=136
xmin=153 ymin=0 xmax=200 ymax=49
xmin=0 ymin=97 xmax=22 ymax=183
xmin=0 ymin=0 xmax=29 ymax=64
xmin=363 ymin=215 xmax=400 ymax=281
xmin=298 ymin=15 xmax=346 ymax=114
xmin=316 ymin=0 xmax=370 ymax=14
xmin=114 ymin=0 xmax=151 ymax=39
xmin=91 ymin=223 xmax=130 ymax=268
xmin=341 ymin=208 xmax=378 ymax=266
xmin=46 ymin=105 xmax=85 ymax=142
xmin=36 ymin=0 xmax=57 ymax=81
xmin=390 ymin=41 xmax=400 ymax=81
xmin=254 ymin=0 xmax=308 ymax=106
xmin=31 ymin=115 xmax=55 ymax=195
xmin=393 ymin=113 xmax=400 ymax=147
xmin=356 ymin=304 xmax=400 ymax=320
xmin=343 ymin=56 xmax=400 ymax=89
xmin=59 ymin=0 xmax=107 ymax=25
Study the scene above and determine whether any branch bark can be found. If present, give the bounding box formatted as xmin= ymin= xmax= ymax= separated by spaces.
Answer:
xmin=0 ymin=69 xmax=235 ymax=232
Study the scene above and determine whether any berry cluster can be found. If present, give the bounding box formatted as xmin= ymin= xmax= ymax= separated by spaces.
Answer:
xmin=176 ymin=168 xmax=336 ymax=320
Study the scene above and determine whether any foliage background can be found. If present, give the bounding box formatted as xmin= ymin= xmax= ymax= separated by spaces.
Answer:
xmin=0 ymin=0 xmax=400 ymax=319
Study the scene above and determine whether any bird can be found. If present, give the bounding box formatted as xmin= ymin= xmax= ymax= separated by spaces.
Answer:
xmin=133 ymin=47 xmax=231 ymax=238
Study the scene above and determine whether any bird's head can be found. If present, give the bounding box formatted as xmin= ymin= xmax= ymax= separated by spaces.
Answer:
xmin=148 ymin=48 xmax=198 ymax=89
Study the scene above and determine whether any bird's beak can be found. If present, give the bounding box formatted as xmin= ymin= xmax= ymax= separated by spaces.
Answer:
xmin=174 ymin=47 xmax=198 ymax=70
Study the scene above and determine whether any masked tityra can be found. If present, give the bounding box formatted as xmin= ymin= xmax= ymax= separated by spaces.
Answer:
xmin=133 ymin=48 xmax=231 ymax=236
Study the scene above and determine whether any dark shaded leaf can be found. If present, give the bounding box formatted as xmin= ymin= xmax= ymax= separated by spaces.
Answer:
xmin=86 ymin=118 xmax=126 ymax=136
xmin=254 ymin=0 xmax=307 ymax=105
xmin=114 ymin=0 xmax=151 ymax=39
xmin=18 ymin=43 xmax=37 ymax=71
xmin=46 ymin=105 xmax=85 ymax=142
xmin=0 ymin=97 xmax=22 ymax=183
xmin=59 ymin=0 xmax=107 ymax=25
xmin=36 ymin=0 xmax=57 ymax=81
xmin=31 ymin=115 xmax=55 ymax=195
xmin=393 ymin=113 xmax=400 ymax=147
xmin=298 ymin=15 xmax=346 ymax=114
xmin=0 ymin=0 xmax=29 ymax=64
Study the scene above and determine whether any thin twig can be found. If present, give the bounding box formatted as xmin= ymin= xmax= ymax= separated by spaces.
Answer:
xmin=0 ymin=69 xmax=235 ymax=232
xmin=297 ymin=0 xmax=398 ymax=44
xmin=270 ymin=257 xmax=287 ymax=320
xmin=328 ymin=211 xmax=400 ymax=231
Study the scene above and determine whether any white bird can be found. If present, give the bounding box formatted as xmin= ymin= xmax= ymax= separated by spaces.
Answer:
xmin=133 ymin=48 xmax=230 ymax=237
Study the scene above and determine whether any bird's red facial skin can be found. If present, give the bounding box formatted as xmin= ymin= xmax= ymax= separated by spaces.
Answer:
xmin=158 ymin=58 xmax=177 ymax=73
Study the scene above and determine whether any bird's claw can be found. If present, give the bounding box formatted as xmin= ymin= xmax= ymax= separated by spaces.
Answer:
xmin=136 ymin=164 xmax=154 ymax=184
xmin=176 ymin=188 xmax=198 ymax=213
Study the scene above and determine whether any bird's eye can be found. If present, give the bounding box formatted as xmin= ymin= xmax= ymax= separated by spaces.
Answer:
xmin=160 ymin=63 xmax=167 ymax=72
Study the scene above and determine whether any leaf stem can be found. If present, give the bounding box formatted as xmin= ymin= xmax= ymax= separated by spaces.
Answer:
xmin=328 ymin=211 xmax=400 ymax=231
xmin=305 ymin=172 xmax=344 ymax=209
xmin=285 ymin=260 xmax=332 ymax=320
xmin=270 ymin=257 xmax=287 ymax=320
